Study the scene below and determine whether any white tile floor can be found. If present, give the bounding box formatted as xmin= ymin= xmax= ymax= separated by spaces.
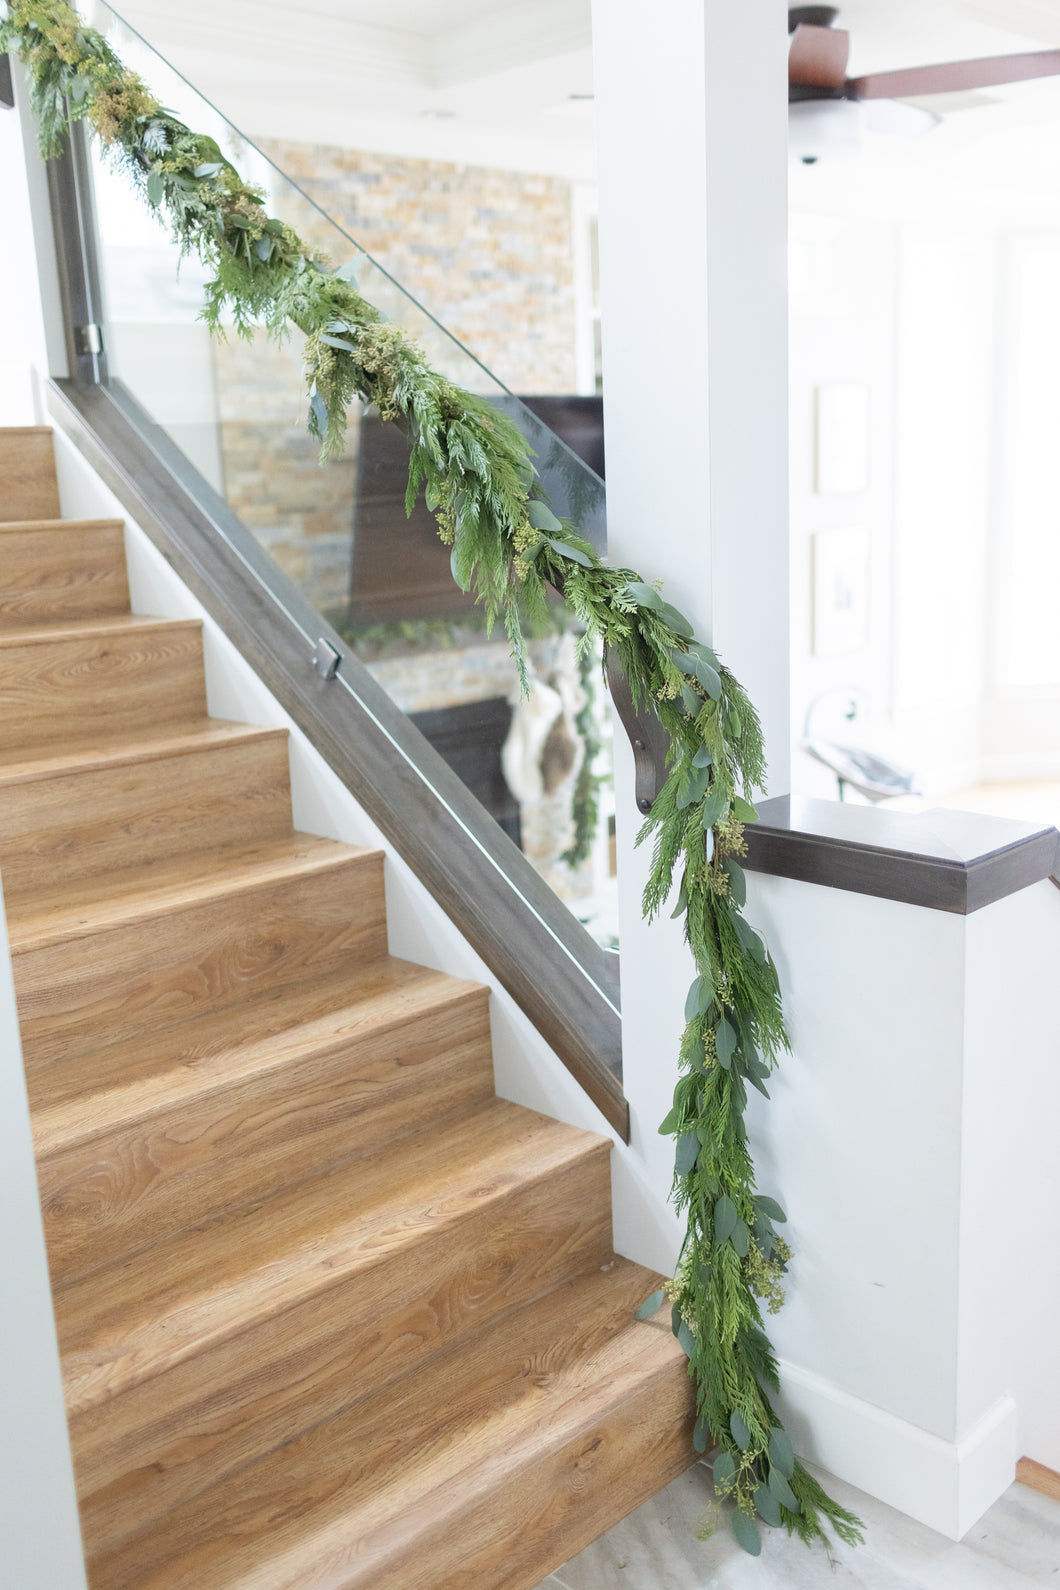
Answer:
xmin=535 ymin=1462 xmax=1059 ymax=1589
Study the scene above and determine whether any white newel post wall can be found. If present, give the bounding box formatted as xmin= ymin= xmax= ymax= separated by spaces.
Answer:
xmin=0 ymin=872 xmax=88 ymax=1589
xmin=590 ymin=0 xmax=791 ymax=1264
xmin=591 ymin=0 xmax=1059 ymax=1545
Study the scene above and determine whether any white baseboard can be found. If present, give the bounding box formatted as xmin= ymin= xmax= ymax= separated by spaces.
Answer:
xmin=775 ymin=1360 xmax=1017 ymax=1540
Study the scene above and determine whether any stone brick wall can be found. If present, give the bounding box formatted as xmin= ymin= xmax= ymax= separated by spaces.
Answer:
xmin=262 ymin=139 xmax=579 ymax=395
xmin=212 ymin=140 xmax=579 ymax=623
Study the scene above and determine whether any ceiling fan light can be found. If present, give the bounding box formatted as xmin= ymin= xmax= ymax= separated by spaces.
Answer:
xmin=862 ymin=98 xmax=940 ymax=139
xmin=788 ymin=96 xmax=940 ymax=163
xmin=788 ymin=97 xmax=865 ymax=162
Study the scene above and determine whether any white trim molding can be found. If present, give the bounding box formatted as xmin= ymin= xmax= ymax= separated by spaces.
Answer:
xmin=776 ymin=1360 xmax=1018 ymax=1541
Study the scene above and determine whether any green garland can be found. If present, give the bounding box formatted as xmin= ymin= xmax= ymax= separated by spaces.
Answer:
xmin=559 ymin=637 xmax=604 ymax=871
xmin=2 ymin=0 xmax=863 ymax=1557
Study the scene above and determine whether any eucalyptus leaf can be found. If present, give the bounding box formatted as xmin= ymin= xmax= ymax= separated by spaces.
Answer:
xmin=146 ymin=171 xmax=164 ymax=206
xmin=733 ymin=795 xmax=759 ymax=823
xmin=715 ymin=1018 xmax=738 ymax=1067
xmin=755 ymin=1484 xmax=782 ymax=1528
xmin=732 ymin=1510 xmax=762 ymax=1556
xmin=656 ymin=600 xmax=694 ymax=638
xmin=698 ymin=974 xmax=715 ymax=1015
xmin=733 ymin=913 xmax=766 ymax=963
xmin=680 ymin=683 xmax=701 ymax=717
xmin=700 ymin=790 xmax=729 ymax=830
xmin=634 ymin=1288 xmax=665 ymax=1321
xmin=730 ymin=1218 xmax=750 ymax=1257
xmin=675 ymin=1131 xmax=699 ymax=1176
xmin=712 ymin=1451 xmax=736 ymax=1491
xmin=704 ymin=827 xmax=714 ymax=863
xmin=677 ymin=765 xmax=710 ymax=810
xmin=527 ymin=499 xmax=562 ymax=534
xmin=547 ymin=536 xmax=593 ymax=568
xmin=334 ymin=259 xmax=361 ymax=282
xmin=450 ymin=543 xmax=472 ymax=591
xmin=747 ymin=1070 xmax=771 ymax=1100
xmin=755 ymin=1195 xmax=788 ymax=1224
xmin=677 ymin=1321 xmax=696 ymax=1358
xmin=726 ymin=706 xmax=742 ymax=739
xmin=193 ymin=161 xmax=221 ymax=176
xmin=658 ymin=1106 xmax=680 ymax=1136
xmin=713 ymin=1194 xmax=738 ymax=1245
xmin=254 ymin=235 xmax=274 ymax=262
xmin=670 ymin=881 xmax=689 ymax=919
xmin=309 ymin=390 xmax=327 ymax=434
xmin=692 ymin=746 xmax=713 ymax=769
xmin=755 ymin=1217 xmax=775 ymax=1255
xmin=768 ymin=1427 xmax=796 ymax=1478
xmin=693 ymin=1415 xmax=711 ymax=1455
xmin=675 ymin=653 xmax=721 ymax=698
xmin=624 ymin=580 xmax=662 ymax=610
xmin=768 ymin=1466 xmax=799 ymax=1511
xmin=320 ymin=333 xmax=356 ymax=351
xmin=721 ymin=860 xmax=746 ymax=909
xmin=684 ymin=977 xmax=705 ymax=1023
xmin=671 ymin=1301 xmax=683 ymax=1338
xmin=687 ymin=639 xmax=721 ymax=669
xmin=730 ymin=1409 xmax=752 ymax=1450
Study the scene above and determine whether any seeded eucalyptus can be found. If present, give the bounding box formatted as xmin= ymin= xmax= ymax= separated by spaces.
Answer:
xmin=3 ymin=0 xmax=862 ymax=1557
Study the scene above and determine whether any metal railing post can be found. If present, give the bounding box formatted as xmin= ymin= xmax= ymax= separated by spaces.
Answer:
xmin=44 ymin=114 xmax=107 ymax=386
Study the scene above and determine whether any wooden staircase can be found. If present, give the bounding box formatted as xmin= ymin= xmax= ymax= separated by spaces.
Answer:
xmin=0 ymin=427 xmax=694 ymax=1589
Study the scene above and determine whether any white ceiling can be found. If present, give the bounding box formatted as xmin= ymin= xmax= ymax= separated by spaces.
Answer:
xmin=98 ymin=0 xmax=1060 ymax=216
xmin=102 ymin=0 xmax=597 ymax=177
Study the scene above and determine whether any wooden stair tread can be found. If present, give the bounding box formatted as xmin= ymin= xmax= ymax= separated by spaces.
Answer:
xmin=0 ymin=466 xmax=677 ymax=1583
xmin=56 ymin=1098 xmax=610 ymax=1415
xmin=31 ymin=956 xmax=483 ymax=1148
xmin=0 ymin=516 xmax=124 ymax=534
xmin=6 ymin=832 xmax=379 ymax=954
xmin=0 ymin=612 xmax=200 ymax=647
xmin=91 ymin=1259 xmax=692 ymax=1590
xmin=0 ymin=718 xmax=285 ymax=782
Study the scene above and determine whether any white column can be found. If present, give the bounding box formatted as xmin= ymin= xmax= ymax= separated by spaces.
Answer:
xmin=0 ymin=873 xmax=87 ymax=1589
xmin=591 ymin=0 xmax=790 ymax=1263
xmin=0 ymin=64 xmax=67 ymax=417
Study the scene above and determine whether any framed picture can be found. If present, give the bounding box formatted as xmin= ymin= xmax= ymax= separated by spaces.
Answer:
xmin=812 ymin=526 xmax=870 ymax=656
xmin=815 ymin=383 xmax=869 ymax=495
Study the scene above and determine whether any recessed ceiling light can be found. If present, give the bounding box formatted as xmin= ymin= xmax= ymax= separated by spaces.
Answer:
xmin=420 ymin=108 xmax=456 ymax=120
xmin=569 ymin=93 xmax=594 ymax=101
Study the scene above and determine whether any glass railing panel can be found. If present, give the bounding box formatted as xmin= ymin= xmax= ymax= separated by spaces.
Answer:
xmin=82 ymin=0 xmax=617 ymax=947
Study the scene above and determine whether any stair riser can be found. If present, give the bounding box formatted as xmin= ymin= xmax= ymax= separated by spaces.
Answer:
xmin=0 ymin=622 xmax=206 ymax=751
xmin=0 ymin=429 xmax=60 ymax=522
xmin=13 ymin=855 xmax=388 ymax=1070
xmin=0 ymin=523 xmax=129 ymax=625
xmin=40 ymin=992 xmax=494 ymax=1284
xmin=0 ymin=733 xmax=293 ymax=904
xmin=73 ymin=1142 xmax=614 ymax=1557
xmin=370 ymin=1366 xmax=695 ymax=1590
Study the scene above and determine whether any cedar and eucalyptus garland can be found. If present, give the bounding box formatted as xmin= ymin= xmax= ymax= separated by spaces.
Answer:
xmin=2 ymin=0 xmax=863 ymax=1556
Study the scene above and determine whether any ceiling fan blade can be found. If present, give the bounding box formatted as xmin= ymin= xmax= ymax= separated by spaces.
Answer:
xmin=850 ymin=48 xmax=1060 ymax=100
xmin=789 ymin=22 xmax=850 ymax=88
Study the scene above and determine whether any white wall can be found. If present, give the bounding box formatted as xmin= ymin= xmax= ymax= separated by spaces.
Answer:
xmin=745 ymin=861 xmax=1060 ymax=1535
xmin=591 ymin=0 xmax=791 ymax=1274
xmin=0 ymin=76 xmax=55 ymax=421
xmin=790 ymin=197 xmax=1060 ymax=802
xmin=0 ymin=874 xmax=87 ymax=1589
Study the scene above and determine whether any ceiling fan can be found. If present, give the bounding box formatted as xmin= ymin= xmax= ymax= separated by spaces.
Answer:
xmin=788 ymin=4 xmax=1060 ymax=162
